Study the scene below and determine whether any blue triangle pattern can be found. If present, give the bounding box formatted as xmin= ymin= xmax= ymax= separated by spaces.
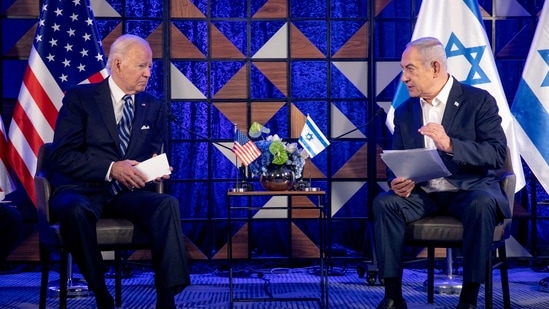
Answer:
xmin=330 ymin=64 xmax=366 ymax=99
xmin=250 ymin=65 xmax=286 ymax=99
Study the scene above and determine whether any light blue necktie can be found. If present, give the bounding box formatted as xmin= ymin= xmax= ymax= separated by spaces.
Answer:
xmin=111 ymin=95 xmax=134 ymax=195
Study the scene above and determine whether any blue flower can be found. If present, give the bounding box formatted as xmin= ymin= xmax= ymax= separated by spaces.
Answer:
xmin=248 ymin=131 xmax=308 ymax=179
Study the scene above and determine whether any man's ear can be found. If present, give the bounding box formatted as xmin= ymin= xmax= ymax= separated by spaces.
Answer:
xmin=431 ymin=61 xmax=441 ymax=76
xmin=114 ymin=58 xmax=121 ymax=71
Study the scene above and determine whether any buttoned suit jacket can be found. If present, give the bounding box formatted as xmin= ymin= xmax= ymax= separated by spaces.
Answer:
xmin=50 ymin=77 xmax=166 ymax=195
xmin=390 ymin=77 xmax=510 ymax=218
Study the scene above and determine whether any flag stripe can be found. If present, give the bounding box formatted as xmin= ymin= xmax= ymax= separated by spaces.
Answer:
xmin=7 ymin=0 xmax=107 ymax=205
xmin=25 ymin=68 xmax=58 ymax=129
xmin=7 ymin=124 xmax=36 ymax=202
xmin=11 ymin=101 xmax=44 ymax=158
xmin=0 ymin=118 xmax=16 ymax=199
xmin=299 ymin=137 xmax=318 ymax=157
xmin=512 ymin=81 xmax=549 ymax=163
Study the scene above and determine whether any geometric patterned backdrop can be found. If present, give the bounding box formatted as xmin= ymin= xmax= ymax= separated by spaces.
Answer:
xmin=2 ymin=0 xmax=548 ymax=260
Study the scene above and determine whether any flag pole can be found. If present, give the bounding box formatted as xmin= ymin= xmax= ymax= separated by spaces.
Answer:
xmin=230 ymin=124 xmax=251 ymax=192
xmin=301 ymin=157 xmax=319 ymax=192
xmin=230 ymin=124 xmax=242 ymax=192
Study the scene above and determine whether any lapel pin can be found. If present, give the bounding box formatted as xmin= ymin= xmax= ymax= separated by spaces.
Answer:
xmin=454 ymin=101 xmax=460 ymax=107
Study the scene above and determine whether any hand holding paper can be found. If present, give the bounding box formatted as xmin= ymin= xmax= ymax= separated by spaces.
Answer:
xmin=380 ymin=148 xmax=451 ymax=183
xmin=134 ymin=153 xmax=171 ymax=182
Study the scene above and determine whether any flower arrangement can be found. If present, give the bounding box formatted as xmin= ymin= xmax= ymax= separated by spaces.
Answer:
xmin=247 ymin=122 xmax=309 ymax=179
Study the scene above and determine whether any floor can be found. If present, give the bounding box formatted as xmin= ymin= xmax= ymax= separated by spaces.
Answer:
xmin=1 ymin=260 xmax=549 ymax=308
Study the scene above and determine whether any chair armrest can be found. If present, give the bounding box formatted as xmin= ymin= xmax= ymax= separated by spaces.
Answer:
xmin=34 ymin=174 xmax=52 ymax=232
xmin=155 ymin=181 xmax=164 ymax=194
xmin=498 ymin=172 xmax=516 ymax=241
xmin=500 ymin=172 xmax=516 ymax=213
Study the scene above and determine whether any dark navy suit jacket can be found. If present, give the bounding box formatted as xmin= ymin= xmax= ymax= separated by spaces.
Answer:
xmin=391 ymin=77 xmax=510 ymax=218
xmin=50 ymin=78 xmax=166 ymax=195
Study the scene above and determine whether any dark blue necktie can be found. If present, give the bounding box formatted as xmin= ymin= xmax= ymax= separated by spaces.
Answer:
xmin=118 ymin=95 xmax=134 ymax=156
xmin=111 ymin=95 xmax=134 ymax=195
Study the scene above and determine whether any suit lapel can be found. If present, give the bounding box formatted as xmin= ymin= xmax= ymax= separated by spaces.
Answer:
xmin=442 ymin=79 xmax=463 ymax=130
xmin=126 ymin=93 xmax=149 ymax=156
xmin=411 ymin=99 xmax=425 ymax=148
xmin=95 ymin=80 xmax=120 ymax=144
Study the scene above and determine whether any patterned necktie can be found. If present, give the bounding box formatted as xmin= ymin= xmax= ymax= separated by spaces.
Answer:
xmin=118 ymin=95 xmax=134 ymax=156
xmin=111 ymin=95 xmax=134 ymax=195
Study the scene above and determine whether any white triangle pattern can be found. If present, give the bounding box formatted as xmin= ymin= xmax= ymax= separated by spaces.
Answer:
xmin=252 ymin=23 xmax=289 ymax=59
xmin=253 ymin=196 xmax=289 ymax=218
xmin=330 ymin=104 xmax=366 ymax=139
xmin=330 ymin=181 xmax=365 ymax=217
xmin=332 ymin=61 xmax=368 ymax=97
xmin=170 ymin=63 xmax=206 ymax=99
xmin=495 ymin=0 xmax=531 ymax=17
xmin=90 ymin=0 xmax=120 ymax=17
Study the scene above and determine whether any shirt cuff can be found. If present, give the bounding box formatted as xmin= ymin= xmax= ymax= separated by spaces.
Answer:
xmin=105 ymin=162 xmax=114 ymax=181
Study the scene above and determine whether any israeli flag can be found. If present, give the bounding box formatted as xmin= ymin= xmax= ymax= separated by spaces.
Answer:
xmin=386 ymin=0 xmax=525 ymax=192
xmin=511 ymin=1 xmax=549 ymax=194
xmin=299 ymin=115 xmax=330 ymax=158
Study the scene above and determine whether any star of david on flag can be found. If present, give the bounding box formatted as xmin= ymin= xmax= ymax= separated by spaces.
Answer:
xmin=7 ymin=0 xmax=108 ymax=205
xmin=511 ymin=0 xmax=549 ymax=194
xmin=299 ymin=115 xmax=330 ymax=158
xmin=233 ymin=127 xmax=261 ymax=166
xmin=385 ymin=0 xmax=525 ymax=192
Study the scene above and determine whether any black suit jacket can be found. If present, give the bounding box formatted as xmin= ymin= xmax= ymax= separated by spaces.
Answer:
xmin=50 ymin=78 xmax=166 ymax=195
xmin=391 ymin=78 xmax=510 ymax=218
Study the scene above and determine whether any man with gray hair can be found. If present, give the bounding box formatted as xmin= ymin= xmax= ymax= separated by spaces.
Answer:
xmin=49 ymin=34 xmax=190 ymax=309
xmin=372 ymin=37 xmax=509 ymax=309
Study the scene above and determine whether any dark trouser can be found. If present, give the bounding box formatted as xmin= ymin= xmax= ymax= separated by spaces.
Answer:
xmin=372 ymin=188 xmax=497 ymax=283
xmin=0 ymin=204 xmax=22 ymax=263
xmin=50 ymin=187 xmax=190 ymax=292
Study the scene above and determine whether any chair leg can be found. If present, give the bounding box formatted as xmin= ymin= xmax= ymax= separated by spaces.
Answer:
xmin=427 ymin=247 xmax=435 ymax=303
xmin=498 ymin=246 xmax=511 ymax=309
xmin=115 ymin=250 xmax=122 ymax=308
xmin=39 ymin=243 xmax=50 ymax=309
xmin=59 ymin=251 xmax=68 ymax=309
xmin=485 ymin=251 xmax=493 ymax=309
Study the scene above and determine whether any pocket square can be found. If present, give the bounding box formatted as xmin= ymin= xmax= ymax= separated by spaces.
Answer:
xmin=141 ymin=125 xmax=150 ymax=130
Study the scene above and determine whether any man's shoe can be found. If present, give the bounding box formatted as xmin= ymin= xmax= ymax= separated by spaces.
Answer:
xmin=456 ymin=304 xmax=477 ymax=309
xmin=97 ymin=301 xmax=115 ymax=309
xmin=95 ymin=290 xmax=114 ymax=309
xmin=376 ymin=298 xmax=408 ymax=309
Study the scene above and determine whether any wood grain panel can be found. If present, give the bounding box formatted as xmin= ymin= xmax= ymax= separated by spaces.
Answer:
xmin=170 ymin=0 xmax=206 ymax=18
xmin=253 ymin=0 xmax=288 ymax=18
xmin=213 ymin=66 xmax=248 ymax=99
xmin=170 ymin=23 xmax=206 ymax=59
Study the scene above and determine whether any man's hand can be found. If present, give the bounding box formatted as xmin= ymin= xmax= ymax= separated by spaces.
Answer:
xmin=418 ymin=122 xmax=453 ymax=153
xmin=111 ymin=160 xmax=147 ymax=190
xmin=390 ymin=177 xmax=415 ymax=198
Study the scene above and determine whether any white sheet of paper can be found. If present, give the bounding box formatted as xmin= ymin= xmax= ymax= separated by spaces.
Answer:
xmin=135 ymin=153 xmax=171 ymax=182
xmin=380 ymin=148 xmax=451 ymax=183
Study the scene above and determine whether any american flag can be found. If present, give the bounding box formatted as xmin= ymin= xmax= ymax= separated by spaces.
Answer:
xmin=7 ymin=0 xmax=108 ymax=205
xmin=233 ymin=127 xmax=261 ymax=166
xmin=0 ymin=117 xmax=16 ymax=201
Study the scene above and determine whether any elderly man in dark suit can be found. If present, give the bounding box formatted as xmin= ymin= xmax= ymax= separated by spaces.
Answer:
xmin=49 ymin=34 xmax=189 ymax=309
xmin=373 ymin=37 xmax=509 ymax=309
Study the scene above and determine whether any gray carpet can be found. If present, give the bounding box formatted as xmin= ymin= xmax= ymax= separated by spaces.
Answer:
xmin=1 ymin=263 xmax=549 ymax=308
